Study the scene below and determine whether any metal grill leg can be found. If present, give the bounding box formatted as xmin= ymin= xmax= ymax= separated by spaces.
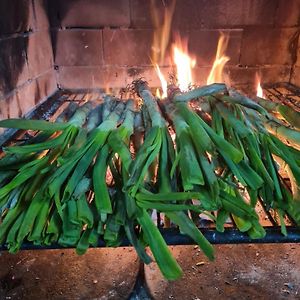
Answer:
xmin=128 ymin=261 xmax=152 ymax=300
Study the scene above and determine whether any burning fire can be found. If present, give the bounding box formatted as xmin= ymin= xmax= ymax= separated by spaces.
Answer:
xmin=256 ymin=81 xmax=264 ymax=98
xmin=172 ymin=35 xmax=196 ymax=91
xmin=256 ymin=74 xmax=264 ymax=98
xmin=151 ymin=3 xmax=231 ymax=98
xmin=150 ymin=0 xmax=176 ymax=65
xmin=207 ymin=34 xmax=230 ymax=85
xmin=154 ymin=64 xmax=168 ymax=98
xmin=154 ymin=34 xmax=196 ymax=96
xmin=150 ymin=0 xmax=175 ymax=98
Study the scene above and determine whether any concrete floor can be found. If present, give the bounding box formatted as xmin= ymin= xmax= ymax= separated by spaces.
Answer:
xmin=0 ymin=244 xmax=300 ymax=299
xmin=145 ymin=244 xmax=300 ymax=300
xmin=0 ymin=248 xmax=139 ymax=300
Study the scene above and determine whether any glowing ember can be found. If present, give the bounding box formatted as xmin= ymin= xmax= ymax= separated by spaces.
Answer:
xmin=172 ymin=35 xmax=196 ymax=92
xmin=256 ymin=74 xmax=264 ymax=98
xmin=154 ymin=64 xmax=168 ymax=98
xmin=207 ymin=33 xmax=230 ymax=85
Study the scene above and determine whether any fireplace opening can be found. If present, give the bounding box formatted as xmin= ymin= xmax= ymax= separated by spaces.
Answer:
xmin=0 ymin=0 xmax=299 ymax=126
xmin=0 ymin=0 xmax=300 ymax=287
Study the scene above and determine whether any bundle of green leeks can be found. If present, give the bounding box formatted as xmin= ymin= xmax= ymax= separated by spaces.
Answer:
xmin=1 ymin=81 xmax=300 ymax=280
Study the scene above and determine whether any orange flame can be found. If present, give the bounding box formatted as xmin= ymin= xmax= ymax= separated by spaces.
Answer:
xmin=256 ymin=74 xmax=264 ymax=98
xmin=151 ymin=0 xmax=176 ymax=65
xmin=256 ymin=81 xmax=264 ymax=98
xmin=154 ymin=64 xmax=167 ymax=98
xmin=172 ymin=35 xmax=196 ymax=91
xmin=151 ymin=0 xmax=175 ymax=99
xmin=207 ymin=33 xmax=230 ymax=85
xmin=155 ymin=88 xmax=161 ymax=98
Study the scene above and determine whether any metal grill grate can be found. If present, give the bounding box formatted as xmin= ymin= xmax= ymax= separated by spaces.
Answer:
xmin=1 ymin=84 xmax=300 ymax=251
xmin=264 ymin=83 xmax=300 ymax=112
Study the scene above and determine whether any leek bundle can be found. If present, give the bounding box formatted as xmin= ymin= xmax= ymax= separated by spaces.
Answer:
xmin=1 ymin=83 xmax=300 ymax=281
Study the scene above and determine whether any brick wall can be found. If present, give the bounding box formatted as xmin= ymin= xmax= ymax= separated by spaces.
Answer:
xmin=291 ymin=31 xmax=300 ymax=86
xmin=0 ymin=0 xmax=299 ymax=128
xmin=0 ymin=0 xmax=57 ymax=127
xmin=49 ymin=0 xmax=300 ymax=90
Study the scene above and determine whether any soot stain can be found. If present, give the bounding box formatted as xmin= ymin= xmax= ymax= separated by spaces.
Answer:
xmin=47 ymin=0 xmax=81 ymax=58
xmin=0 ymin=37 xmax=28 ymax=95
xmin=0 ymin=0 xmax=29 ymax=96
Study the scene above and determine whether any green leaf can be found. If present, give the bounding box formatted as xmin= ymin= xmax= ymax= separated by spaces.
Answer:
xmin=137 ymin=199 xmax=203 ymax=213
xmin=124 ymin=220 xmax=152 ymax=264
xmin=93 ymin=145 xmax=112 ymax=214
xmin=167 ymin=211 xmax=214 ymax=261
xmin=137 ymin=208 xmax=183 ymax=280
xmin=0 ymin=119 xmax=69 ymax=131
xmin=216 ymin=209 xmax=229 ymax=232
xmin=76 ymin=229 xmax=92 ymax=255
xmin=136 ymin=190 xmax=210 ymax=202
xmin=4 ymin=130 xmax=68 ymax=154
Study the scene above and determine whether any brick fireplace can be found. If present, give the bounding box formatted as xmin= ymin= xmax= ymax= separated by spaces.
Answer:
xmin=0 ymin=0 xmax=299 ymax=125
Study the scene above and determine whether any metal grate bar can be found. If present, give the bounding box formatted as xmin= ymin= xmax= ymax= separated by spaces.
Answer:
xmin=264 ymin=83 xmax=300 ymax=111
xmin=1 ymin=227 xmax=300 ymax=252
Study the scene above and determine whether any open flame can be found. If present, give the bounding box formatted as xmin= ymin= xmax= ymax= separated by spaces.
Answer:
xmin=207 ymin=33 xmax=230 ymax=85
xmin=256 ymin=74 xmax=264 ymax=98
xmin=256 ymin=81 xmax=264 ymax=98
xmin=154 ymin=35 xmax=196 ymax=97
xmin=154 ymin=64 xmax=168 ymax=98
xmin=151 ymin=0 xmax=175 ymax=98
xmin=155 ymin=33 xmax=230 ymax=97
xmin=150 ymin=0 xmax=176 ymax=65
xmin=152 ymin=8 xmax=231 ymax=97
xmin=172 ymin=35 xmax=196 ymax=92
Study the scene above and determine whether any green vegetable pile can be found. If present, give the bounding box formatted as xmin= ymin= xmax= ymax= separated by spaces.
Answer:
xmin=1 ymin=81 xmax=300 ymax=280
